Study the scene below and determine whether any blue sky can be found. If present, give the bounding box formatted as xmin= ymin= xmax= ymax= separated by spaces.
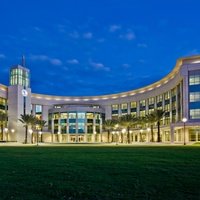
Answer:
xmin=0 ymin=0 xmax=200 ymax=96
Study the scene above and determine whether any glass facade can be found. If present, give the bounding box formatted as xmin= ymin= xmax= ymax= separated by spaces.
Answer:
xmin=189 ymin=70 xmax=200 ymax=119
xmin=10 ymin=67 xmax=29 ymax=87
xmin=49 ymin=111 xmax=103 ymax=135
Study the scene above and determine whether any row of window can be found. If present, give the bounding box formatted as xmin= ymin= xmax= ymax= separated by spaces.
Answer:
xmin=50 ymin=112 xmax=102 ymax=120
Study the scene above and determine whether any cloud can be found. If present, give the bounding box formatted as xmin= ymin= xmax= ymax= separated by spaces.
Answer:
xmin=120 ymin=31 xmax=136 ymax=40
xmin=33 ymin=27 xmax=42 ymax=32
xmin=83 ymin=32 xmax=93 ymax=39
xmin=89 ymin=60 xmax=110 ymax=71
xmin=67 ymin=59 xmax=79 ymax=64
xmin=137 ymin=43 xmax=148 ymax=48
xmin=122 ymin=64 xmax=130 ymax=68
xmin=138 ymin=59 xmax=146 ymax=63
xmin=109 ymin=25 xmax=121 ymax=32
xmin=0 ymin=54 xmax=6 ymax=59
xmin=69 ymin=31 xmax=80 ymax=39
xmin=50 ymin=59 xmax=62 ymax=66
xmin=30 ymin=55 xmax=62 ymax=66
xmin=97 ymin=38 xmax=105 ymax=43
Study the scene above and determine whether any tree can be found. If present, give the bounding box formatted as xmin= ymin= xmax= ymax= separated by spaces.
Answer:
xmin=35 ymin=119 xmax=47 ymax=143
xmin=36 ymin=119 xmax=47 ymax=131
xmin=119 ymin=114 xmax=136 ymax=144
xmin=19 ymin=114 xmax=36 ymax=144
xmin=136 ymin=116 xmax=147 ymax=142
xmin=145 ymin=113 xmax=156 ymax=142
xmin=103 ymin=119 xmax=118 ymax=143
xmin=0 ymin=111 xmax=7 ymax=141
xmin=150 ymin=110 xmax=165 ymax=142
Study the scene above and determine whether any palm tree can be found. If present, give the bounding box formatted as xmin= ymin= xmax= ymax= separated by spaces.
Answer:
xmin=119 ymin=114 xmax=136 ymax=144
xmin=136 ymin=116 xmax=147 ymax=142
xmin=35 ymin=119 xmax=47 ymax=143
xmin=19 ymin=114 xmax=36 ymax=144
xmin=36 ymin=119 xmax=47 ymax=131
xmin=150 ymin=110 xmax=165 ymax=142
xmin=103 ymin=119 xmax=118 ymax=143
xmin=0 ymin=111 xmax=7 ymax=141
xmin=145 ymin=113 xmax=155 ymax=142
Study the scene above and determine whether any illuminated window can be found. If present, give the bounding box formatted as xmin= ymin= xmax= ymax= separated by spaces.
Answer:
xmin=189 ymin=75 xmax=200 ymax=85
xmin=190 ymin=92 xmax=200 ymax=102
xmin=112 ymin=104 xmax=119 ymax=115
xmin=60 ymin=112 xmax=68 ymax=119
xmin=69 ymin=112 xmax=76 ymax=119
xmin=190 ymin=109 xmax=200 ymax=119
xmin=139 ymin=110 xmax=146 ymax=117
xmin=139 ymin=100 xmax=146 ymax=111
xmin=164 ymin=92 xmax=170 ymax=100
xmin=130 ymin=102 xmax=137 ymax=115
xmin=10 ymin=67 xmax=29 ymax=87
xmin=121 ymin=103 xmax=127 ymax=114
xmin=35 ymin=105 xmax=42 ymax=113
xmin=78 ymin=123 xmax=85 ymax=133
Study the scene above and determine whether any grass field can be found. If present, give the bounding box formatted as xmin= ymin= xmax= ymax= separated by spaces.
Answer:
xmin=0 ymin=145 xmax=200 ymax=200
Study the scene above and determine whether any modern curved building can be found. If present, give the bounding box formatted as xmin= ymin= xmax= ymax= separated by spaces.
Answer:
xmin=0 ymin=55 xmax=200 ymax=143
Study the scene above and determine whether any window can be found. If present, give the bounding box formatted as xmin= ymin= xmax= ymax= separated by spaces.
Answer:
xmin=190 ymin=109 xmax=200 ymax=119
xmin=190 ymin=92 xmax=200 ymax=102
xmin=189 ymin=75 xmax=200 ymax=85
xmin=139 ymin=110 xmax=146 ymax=117
xmin=35 ymin=105 xmax=42 ymax=114
xmin=60 ymin=112 xmax=68 ymax=119
xmin=69 ymin=112 xmax=76 ymax=119
xmin=121 ymin=103 xmax=127 ymax=114
xmin=164 ymin=92 xmax=170 ymax=100
xmin=78 ymin=123 xmax=85 ymax=133
xmin=112 ymin=104 xmax=119 ymax=116
xmin=10 ymin=68 xmax=29 ymax=87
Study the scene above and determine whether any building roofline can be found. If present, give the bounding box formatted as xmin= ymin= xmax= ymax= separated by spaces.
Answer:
xmin=2 ymin=55 xmax=200 ymax=100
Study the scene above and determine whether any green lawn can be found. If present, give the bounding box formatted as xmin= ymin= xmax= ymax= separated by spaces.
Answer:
xmin=0 ymin=145 xmax=200 ymax=200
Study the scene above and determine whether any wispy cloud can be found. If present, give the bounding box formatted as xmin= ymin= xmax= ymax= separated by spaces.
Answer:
xmin=0 ymin=54 xmax=6 ymax=59
xmin=89 ymin=60 xmax=110 ymax=71
xmin=109 ymin=25 xmax=121 ymax=32
xmin=138 ymin=59 xmax=146 ymax=64
xmin=120 ymin=31 xmax=136 ymax=40
xmin=30 ymin=55 xmax=62 ymax=66
xmin=67 ymin=59 xmax=79 ymax=64
xmin=69 ymin=31 xmax=80 ymax=39
xmin=83 ymin=32 xmax=93 ymax=39
xmin=33 ymin=26 xmax=42 ymax=32
xmin=137 ymin=43 xmax=148 ymax=48
xmin=97 ymin=38 xmax=105 ymax=43
xmin=122 ymin=64 xmax=130 ymax=68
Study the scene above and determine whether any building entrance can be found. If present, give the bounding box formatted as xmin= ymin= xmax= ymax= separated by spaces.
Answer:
xmin=70 ymin=135 xmax=84 ymax=143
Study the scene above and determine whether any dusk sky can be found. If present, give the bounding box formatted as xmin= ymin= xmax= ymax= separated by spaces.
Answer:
xmin=0 ymin=0 xmax=200 ymax=96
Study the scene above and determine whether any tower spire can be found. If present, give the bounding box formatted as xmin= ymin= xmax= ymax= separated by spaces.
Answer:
xmin=22 ymin=55 xmax=25 ymax=67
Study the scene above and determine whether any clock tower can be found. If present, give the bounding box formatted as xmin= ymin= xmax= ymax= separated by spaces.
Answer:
xmin=8 ymin=56 xmax=32 ymax=143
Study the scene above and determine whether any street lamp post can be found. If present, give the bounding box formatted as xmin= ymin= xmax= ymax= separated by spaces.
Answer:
xmin=182 ymin=118 xmax=187 ymax=145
